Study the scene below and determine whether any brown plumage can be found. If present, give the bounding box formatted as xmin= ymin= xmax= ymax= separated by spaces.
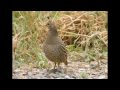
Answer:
xmin=43 ymin=19 xmax=68 ymax=69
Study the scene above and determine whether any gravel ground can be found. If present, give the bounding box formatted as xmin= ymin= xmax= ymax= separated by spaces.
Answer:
xmin=12 ymin=57 xmax=107 ymax=79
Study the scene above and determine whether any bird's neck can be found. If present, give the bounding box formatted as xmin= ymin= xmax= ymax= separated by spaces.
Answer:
xmin=45 ymin=33 xmax=58 ymax=44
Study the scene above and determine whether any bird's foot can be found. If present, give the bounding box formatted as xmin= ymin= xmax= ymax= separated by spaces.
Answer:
xmin=47 ymin=68 xmax=57 ymax=73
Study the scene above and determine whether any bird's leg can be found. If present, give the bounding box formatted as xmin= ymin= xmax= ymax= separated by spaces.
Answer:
xmin=57 ymin=62 xmax=63 ymax=72
xmin=57 ymin=62 xmax=60 ymax=68
xmin=54 ymin=62 xmax=56 ymax=70
xmin=52 ymin=62 xmax=57 ymax=73
xmin=64 ymin=65 xmax=68 ymax=74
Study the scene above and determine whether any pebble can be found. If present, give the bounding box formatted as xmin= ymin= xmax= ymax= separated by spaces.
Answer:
xmin=98 ymin=75 xmax=106 ymax=79
xmin=64 ymin=75 xmax=71 ymax=79
xmin=28 ymin=72 xmax=33 ymax=76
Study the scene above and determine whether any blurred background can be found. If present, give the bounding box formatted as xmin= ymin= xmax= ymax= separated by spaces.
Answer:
xmin=12 ymin=11 xmax=108 ymax=79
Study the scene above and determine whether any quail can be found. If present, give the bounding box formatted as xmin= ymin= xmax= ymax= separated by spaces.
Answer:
xmin=43 ymin=19 xmax=68 ymax=70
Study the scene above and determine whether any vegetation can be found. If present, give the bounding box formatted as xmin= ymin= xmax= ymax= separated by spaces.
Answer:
xmin=12 ymin=11 xmax=108 ymax=69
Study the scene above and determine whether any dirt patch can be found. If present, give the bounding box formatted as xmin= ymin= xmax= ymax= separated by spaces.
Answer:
xmin=12 ymin=54 xmax=107 ymax=79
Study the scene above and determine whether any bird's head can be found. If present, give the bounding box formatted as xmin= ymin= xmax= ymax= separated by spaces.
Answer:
xmin=46 ymin=18 xmax=58 ymax=36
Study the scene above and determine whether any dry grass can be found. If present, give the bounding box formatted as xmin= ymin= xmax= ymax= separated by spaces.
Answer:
xmin=12 ymin=11 xmax=108 ymax=68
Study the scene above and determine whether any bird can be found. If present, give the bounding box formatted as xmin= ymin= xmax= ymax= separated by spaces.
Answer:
xmin=43 ymin=18 xmax=68 ymax=70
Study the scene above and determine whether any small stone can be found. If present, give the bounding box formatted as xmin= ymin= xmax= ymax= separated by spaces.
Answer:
xmin=14 ymin=68 xmax=21 ymax=72
xmin=28 ymin=72 xmax=32 ymax=76
xmin=79 ymin=68 xmax=86 ymax=71
xmin=56 ymin=77 xmax=63 ymax=79
xmin=65 ymin=75 xmax=70 ymax=79
xmin=98 ymin=75 xmax=106 ymax=79
xmin=71 ymin=75 xmax=77 ymax=79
